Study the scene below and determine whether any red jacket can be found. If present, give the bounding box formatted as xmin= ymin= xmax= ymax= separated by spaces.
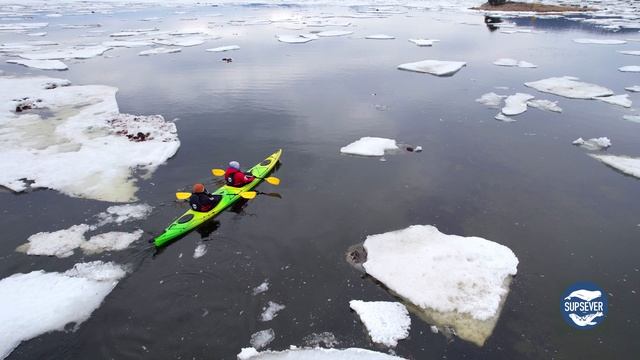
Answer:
xmin=224 ymin=168 xmax=255 ymax=187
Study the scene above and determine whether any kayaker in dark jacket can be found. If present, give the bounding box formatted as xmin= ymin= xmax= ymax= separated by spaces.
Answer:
xmin=189 ymin=183 xmax=222 ymax=212
xmin=224 ymin=161 xmax=255 ymax=187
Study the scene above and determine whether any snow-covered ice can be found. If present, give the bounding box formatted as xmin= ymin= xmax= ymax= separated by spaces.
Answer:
xmin=0 ymin=261 xmax=127 ymax=360
xmin=619 ymin=50 xmax=640 ymax=56
xmin=493 ymin=58 xmax=537 ymax=68
xmin=574 ymin=38 xmax=626 ymax=45
xmin=0 ymin=22 xmax=48 ymax=31
xmin=589 ymin=154 xmax=640 ymax=179
xmin=619 ymin=66 xmax=640 ymax=73
xmin=502 ymin=93 xmax=534 ymax=116
xmin=625 ymin=86 xmax=640 ymax=92
xmin=595 ymin=94 xmax=632 ymax=108
xmin=252 ymin=280 xmax=269 ymax=295
xmin=340 ymin=137 xmax=398 ymax=157
xmin=362 ymin=225 xmax=518 ymax=346
xmin=18 ymin=224 xmax=91 ymax=258
xmin=0 ymin=76 xmax=180 ymax=201
xmin=153 ymin=37 xmax=204 ymax=47
xmin=250 ymin=329 xmax=275 ymax=350
xmin=276 ymin=34 xmax=317 ymax=44
xmin=82 ymin=230 xmax=144 ymax=254
xmin=476 ymin=92 xmax=505 ymax=108
xmin=206 ymin=45 xmax=240 ymax=52
xmin=397 ymin=60 xmax=466 ymax=76
xmin=623 ymin=115 xmax=640 ymax=123
xmin=6 ymin=59 xmax=67 ymax=70
xmin=349 ymin=300 xmax=410 ymax=347
xmin=96 ymin=204 xmax=153 ymax=226
xmin=365 ymin=34 xmax=394 ymax=40
xmin=193 ymin=244 xmax=207 ymax=258
xmin=525 ymin=76 xmax=614 ymax=99
xmin=237 ymin=347 xmax=405 ymax=360
xmin=260 ymin=301 xmax=285 ymax=322
xmin=19 ymin=45 xmax=112 ymax=60
xmin=527 ymin=99 xmax=562 ymax=113
xmin=139 ymin=47 xmax=181 ymax=55
xmin=103 ymin=40 xmax=153 ymax=48
xmin=495 ymin=113 xmax=516 ymax=122
xmin=572 ymin=137 xmax=612 ymax=151
xmin=317 ymin=30 xmax=353 ymax=37
xmin=408 ymin=38 xmax=439 ymax=47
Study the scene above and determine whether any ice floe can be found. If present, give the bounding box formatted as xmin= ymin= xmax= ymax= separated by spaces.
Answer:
xmin=361 ymin=225 xmax=518 ymax=346
xmin=365 ymin=34 xmax=395 ymax=40
xmin=572 ymin=137 xmax=611 ymax=151
xmin=619 ymin=50 xmax=640 ymax=56
xmin=493 ymin=58 xmax=537 ymax=68
xmin=340 ymin=137 xmax=398 ymax=157
xmin=250 ymin=329 xmax=275 ymax=350
xmin=276 ymin=34 xmax=317 ymax=44
xmin=0 ymin=261 xmax=127 ymax=360
xmin=260 ymin=301 xmax=285 ymax=322
xmin=27 ymin=32 xmax=47 ymax=37
xmin=103 ymin=40 xmax=153 ymax=48
xmin=317 ymin=30 xmax=353 ymax=37
xmin=525 ymin=76 xmax=614 ymax=99
xmin=82 ymin=230 xmax=144 ymax=254
xmin=139 ymin=47 xmax=181 ymax=56
xmin=0 ymin=76 xmax=180 ymax=201
xmin=237 ymin=347 xmax=405 ymax=360
xmin=0 ymin=22 xmax=48 ymax=32
xmin=476 ymin=92 xmax=505 ymax=108
xmin=96 ymin=203 xmax=152 ymax=226
xmin=574 ymin=38 xmax=627 ymax=45
xmin=6 ymin=59 xmax=67 ymax=70
xmin=625 ymin=85 xmax=640 ymax=92
xmin=408 ymin=38 xmax=439 ymax=47
xmin=193 ymin=244 xmax=207 ymax=258
xmin=589 ymin=154 xmax=640 ymax=179
xmin=495 ymin=113 xmax=516 ymax=122
xmin=153 ymin=37 xmax=204 ymax=47
xmin=595 ymin=94 xmax=632 ymax=108
xmin=526 ymin=99 xmax=562 ymax=113
xmin=623 ymin=115 xmax=640 ymax=123
xmin=502 ymin=93 xmax=534 ymax=116
xmin=397 ymin=60 xmax=466 ymax=76
xmin=19 ymin=45 xmax=112 ymax=60
xmin=619 ymin=66 xmax=640 ymax=73
xmin=252 ymin=280 xmax=269 ymax=295
xmin=206 ymin=45 xmax=240 ymax=52
xmin=349 ymin=300 xmax=410 ymax=347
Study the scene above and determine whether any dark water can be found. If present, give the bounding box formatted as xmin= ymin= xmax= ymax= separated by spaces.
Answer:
xmin=1 ymin=4 xmax=639 ymax=360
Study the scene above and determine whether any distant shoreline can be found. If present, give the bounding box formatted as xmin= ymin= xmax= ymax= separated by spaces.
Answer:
xmin=472 ymin=1 xmax=593 ymax=13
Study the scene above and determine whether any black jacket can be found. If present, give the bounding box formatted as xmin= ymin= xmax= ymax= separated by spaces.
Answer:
xmin=189 ymin=192 xmax=222 ymax=212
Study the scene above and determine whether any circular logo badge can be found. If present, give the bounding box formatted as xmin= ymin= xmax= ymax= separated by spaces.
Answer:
xmin=561 ymin=281 xmax=607 ymax=329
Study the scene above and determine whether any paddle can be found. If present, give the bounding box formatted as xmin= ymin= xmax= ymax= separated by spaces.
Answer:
xmin=211 ymin=168 xmax=280 ymax=185
xmin=175 ymin=191 xmax=256 ymax=200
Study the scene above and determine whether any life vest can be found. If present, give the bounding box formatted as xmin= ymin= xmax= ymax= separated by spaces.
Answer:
xmin=189 ymin=193 xmax=221 ymax=212
xmin=225 ymin=168 xmax=253 ymax=187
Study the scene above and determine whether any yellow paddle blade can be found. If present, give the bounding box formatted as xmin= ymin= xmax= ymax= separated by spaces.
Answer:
xmin=176 ymin=192 xmax=191 ymax=200
xmin=265 ymin=176 xmax=280 ymax=185
xmin=211 ymin=168 xmax=225 ymax=177
xmin=239 ymin=191 xmax=257 ymax=199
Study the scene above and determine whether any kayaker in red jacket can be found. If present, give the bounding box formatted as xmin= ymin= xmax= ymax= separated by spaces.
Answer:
xmin=189 ymin=183 xmax=222 ymax=212
xmin=225 ymin=161 xmax=255 ymax=187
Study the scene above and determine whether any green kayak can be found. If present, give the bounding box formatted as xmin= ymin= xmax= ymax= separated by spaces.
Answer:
xmin=154 ymin=149 xmax=282 ymax=247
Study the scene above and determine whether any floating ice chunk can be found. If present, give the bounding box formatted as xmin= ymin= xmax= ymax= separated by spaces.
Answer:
xmin=408 ymin=38 xmax=439 ymax=47
xmin=206 ymin=45 xmax=240 ymax=52
xmin=96 ymin=204 xmax=153 ymax=226
xmin=619 ymin=66 xmax=640 ymax=72
xmin=103 ymin=40 xmax=153 ymax=48
xmin=260 ymin=301 xmax=285 ymax=321
xmin=574 ymin=38 xmax=627 ymax=45
xmin=595 ymin=94 xmax=632 ymax=108
xmin=27 ymin=32 xmax=47 ymax=37
xmin=362 ymin=225 xmax=518 ymax=346
xmin=154 ymin=37 xmax=204 ymax=47
xmin=18 ymin=224 xmax=91 ymax=258
xmin=502 ymin=93 xmax=534 ymax=116
xmin=625 ymin=86 xmax=640 ymax=92
xmin=589 ymin=154 xmax=640 ymax=179
xmin=619 ymin=50 xmax=640 ymax=56
xmin=517 ymin=61 xmax=537 ymax=68
xmin=493 ymin=58 xmax=537 ymax=68
xmin=250 ymin=329 xmax=275 ymax=350
xmin=340 ymin=137 xmax=398 ymax=157
xmin=525 ymin=76 xmax=614 ymax=99
xmin=623 ymin=115 xmax=640 ymax=123
xmin=317 ymin=30 xmax=353 ymax=37
xmin=139 ymin=47 xmax=181 ymax=55
xmin=0 ymin=261 xmax=127 ymax=360
xmin=19 ymin=45 xmax=112 ymax=60
xmin=193 ymin=244 xmax=207 ymax=259
xmin=252 ymin=280 xmax=269 ymax=295
xmin=236 ymin=347 xmax=405 ymax=360
xmin=476 ymin=92 xmax=505 ymax=108
xmin=0 ymin=43 xmax=41 ymax=53
xmin=6 ymin=59 xmax=67 ymax=70
xmin=110 ymin=31 xmax=138 ymax=37
xmin=349 ymin=300 xmax=410 ymax=347
xmin=276 ymin=34 xmax=317 ymax=44
xmin=0 ymin=22 xmax=48 ymax=31
xmin=82 ymin=230 xmax=143 ymax=254
xmin=527 ymin=99 xmax=562 ymax=113
xmin=398 ymin=60 xmax=466 ymax=76
xmin=495 ymin=113 xmax=516 ymax=122
xmin=0 ymin=76 xmax=180 ymax=202
xmin=572 ymin=137 xmax=612 ymax=151
xmin=365 ymin=34 xmax=395 ymax=40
